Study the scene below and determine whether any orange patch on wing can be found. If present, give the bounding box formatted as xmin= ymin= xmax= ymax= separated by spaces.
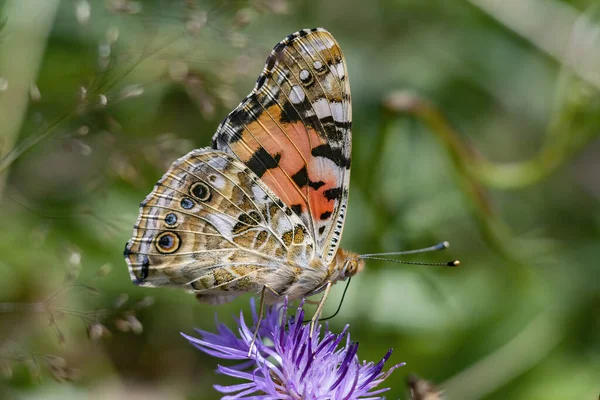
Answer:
xmin=308 ymin=163 xmax=337 ymax=220
xmin=227 ymin=103 xmax=339 ymax=223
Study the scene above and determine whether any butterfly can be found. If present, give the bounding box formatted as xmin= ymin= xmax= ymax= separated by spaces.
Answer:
xmin=124 ymin=28 xmax=359 ymax=330
xmin=123 ymin=28 xmax=457 ymax=337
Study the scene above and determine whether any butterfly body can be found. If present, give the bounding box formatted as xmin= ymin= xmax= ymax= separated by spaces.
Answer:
xmin=124 ymin=28 xmax=360 ymax=305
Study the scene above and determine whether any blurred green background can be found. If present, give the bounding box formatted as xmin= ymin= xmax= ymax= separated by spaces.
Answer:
xmin=1 ymin=0 xmax=599 ymax=399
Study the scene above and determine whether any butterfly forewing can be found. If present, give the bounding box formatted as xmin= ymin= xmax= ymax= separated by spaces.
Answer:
xmin=212 ymin=28 xmax=351 ymax=263
xmin=124 ymin=149 xmax=314 ymax=302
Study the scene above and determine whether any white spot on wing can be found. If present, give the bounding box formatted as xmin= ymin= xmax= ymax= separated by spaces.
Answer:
xmin=348 ymin=102 xmax=352 ymax=121
xmin=334 ymin=62 xmax=345 ymax=79
xmin=251 ymin=183 xmax=269 ymax=204
xmin=208 ymin=155 xmax=228 ymax=170
xmin=312 ymin=99 xmax=345 ymax=123
xmin=206 ymin=213 xmax=234 ymax=240
xmin=289 ymin=85 xmax=305 ymax=104
xmin=211 ymin=175 xmax=226 ymax=190
xmin=330 ymin=101 xmax=345 ymax=122
xmin=312 ymin=98 xmax=331 ymax=119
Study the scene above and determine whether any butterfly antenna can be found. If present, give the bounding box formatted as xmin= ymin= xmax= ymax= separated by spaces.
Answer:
xmin=360 ymin=241 xmax=459 ymax=267
xmin=301 ymin=242 xmax=458 ymax=325
xmin=360 ymin=241 xmax=450 ymax=257
xmin=360 ymin=257 xmax=459 ymax=267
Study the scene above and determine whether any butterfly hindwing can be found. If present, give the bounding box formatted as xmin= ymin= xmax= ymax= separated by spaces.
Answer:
xmin=212 ymin=28 xmax=351 ymax=264
xmin=123 ymin=148 xmax=314 ymax=302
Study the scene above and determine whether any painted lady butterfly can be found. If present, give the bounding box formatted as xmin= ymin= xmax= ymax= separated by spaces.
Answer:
xmin=123 ymin=28 xmax=456 ymax=334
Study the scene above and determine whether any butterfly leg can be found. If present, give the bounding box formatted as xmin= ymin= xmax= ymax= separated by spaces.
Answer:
xmin=248 ymin=284 xmax=280 ymax=357
xmin=310 ymin=281 xmax=332 ymax=337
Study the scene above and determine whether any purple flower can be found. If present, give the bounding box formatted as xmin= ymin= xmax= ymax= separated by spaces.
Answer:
xmin=182 ymin=298 xmax=404 ymax=400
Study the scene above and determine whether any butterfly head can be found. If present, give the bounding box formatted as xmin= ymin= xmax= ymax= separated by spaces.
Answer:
xmin=330 ymin=248 xmax=365 ymax=281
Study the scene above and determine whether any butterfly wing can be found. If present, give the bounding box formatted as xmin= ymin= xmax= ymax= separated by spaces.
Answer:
xmin=123 ymin=148 xmax=314 ymax=303
xmin=212 ymin=28 xmax=351 ymax=264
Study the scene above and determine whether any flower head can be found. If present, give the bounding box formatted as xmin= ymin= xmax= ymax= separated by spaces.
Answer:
xmin=182 ymin=298 xmax=404 ymax=400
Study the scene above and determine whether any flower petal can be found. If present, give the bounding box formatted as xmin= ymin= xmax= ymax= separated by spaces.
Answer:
xmin=185 ymin=298 xmax=402 ymax=399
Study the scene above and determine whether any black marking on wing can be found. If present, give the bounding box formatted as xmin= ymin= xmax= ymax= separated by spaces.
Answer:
xmin=279 ymin=94 xmax=320 ymax=129
xmin=273 ymin=41 xmax=286 ymax=54
xmin=319 ymin=116 xmax=350 ymax=142
xmin=276 ymin=199 xmax=285 ymax=208
xmin=123 ymin=242 xmax=132 ymax=257
xmin=291 ymin=166 xmax=326 ymax=190
xmin=308 ymin=180 xmax=325 ymax=190
xmin=323 ymin=187 xmax=342 ymax=201
xmin=311 ymin=145 xmax=350 ymax=169
xmin=291 ymin=204 xmax=302 ymax=216
xmin=246 ymin=148 xmax=282 ymax=178
xmin=228 ymin=109 xmax=253 ymax=135
xmin=256 ymin=72 xmax=269 ymax=90
xmin=320 ymin=211 xmax=332 ymax=220
xmin=265 ymin=52 xmax=278 ymax=71
xmin=291 ymin=166 xmax=309 ymax=187
xmin=140 ymin=256 xmax=150 ymax=281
